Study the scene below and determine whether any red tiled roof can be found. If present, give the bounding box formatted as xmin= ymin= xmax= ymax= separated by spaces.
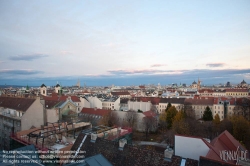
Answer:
xmin=81 ymin=107 xmax=111 ymax=116
xmin=132 ymin=97 xmax=161 ymax=105
xmin=213 ymin=97 xmax=236 ymax=105
xmin=45 ymin=100 xmax=61 ymax=109
xmin=206 ymin=130 xmax=246 ymax=164
xmin=0 ymin=96 xmax=36 ymax=112
xmin=143 ymin=110 xmax=157 ymax=117
xmin=43 ymin=95 xmax=81 ymax=102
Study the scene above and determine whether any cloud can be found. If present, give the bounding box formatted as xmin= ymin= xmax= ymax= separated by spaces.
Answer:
xmin=206 ymin=63 xmax=225 ymax=67
xmin=107 ymin=69 xmax=185 ymax=75
xmin=0 ymin=69 xmax=42 ymax=75
xmin=60 ymin=51 xmax=72 ymax=55
xmin=151 ymin=64 xmax=167 ymax=67
xmin=107 ymin=68 xmax=250 ymax=79
xmin=9 ymin=54 xmax=48 ymax=61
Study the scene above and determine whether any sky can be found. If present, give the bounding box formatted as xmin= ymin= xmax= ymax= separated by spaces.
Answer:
xmin=0 ymin=0 xmax=250 ymax=86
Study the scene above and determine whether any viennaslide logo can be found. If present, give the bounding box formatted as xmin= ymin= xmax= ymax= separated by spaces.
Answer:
xmin=220 ymin=146 xmax=248 ymax=165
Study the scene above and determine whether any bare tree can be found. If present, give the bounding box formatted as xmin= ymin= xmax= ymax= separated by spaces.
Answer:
xmin=99 ymin=111 xmax=119 ymax=127
xmin=234 ymin=98 xmax=250 ymax=121
xmin=184 ymin=102 xmax=196 ymax=119
xmin=143 ymin=116 xmax=157 ymax=140
xmin=150 ymin=105 xmax=158 ymax=114
xmin=125 ymin=110 xmax=138 ymax=129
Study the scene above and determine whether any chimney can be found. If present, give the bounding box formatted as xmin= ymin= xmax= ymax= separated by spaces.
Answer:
xmin=91 ymin=133 xmax=97 ymax=142
xmin=164 ymin=146 xmax=174 ymax=161
xmin=119 ymin=138 xmax=127 ymax=150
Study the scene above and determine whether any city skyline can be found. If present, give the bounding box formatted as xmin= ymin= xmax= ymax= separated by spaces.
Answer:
xmin=0 ymin=0 xmax=250 ymax=86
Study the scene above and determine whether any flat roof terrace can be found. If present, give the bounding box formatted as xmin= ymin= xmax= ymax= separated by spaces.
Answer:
xmin=11 ymin=121 xmax=91 ymax=151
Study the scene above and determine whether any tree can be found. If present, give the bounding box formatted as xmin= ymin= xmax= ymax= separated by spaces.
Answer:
xmin=184 ymin=102 xmax=195 ymax=118
xmin=99 ymin=111 xmax=118 ymax=127
xmin=213 ymin=114 xmax=221 ymax=125
xmin=143 ymin=116 xmax=157 ymax=140
xmin=166 ymin=103 xmax=172 ymax=112
xmin=234 ymin=98 xmax=250 ymax=121
xmin=230 ymin=115 xmax=250 ymax=149
xmin=166 ymin=106 xmax=178 ymax=129
xmin=203 ymin=106 xmax=213 ymax=121
xmin=173 ymin=110 xmax=185 ymax=122
xmin=125 ymin=110 xmax=138 ymax=129
xmin=159 ymin=111 xmax=167 ymax=130
xmin=213 ymin=114 xmax=221 ymax=134
xmin=172 ymin=119 xmax=190 ymax=135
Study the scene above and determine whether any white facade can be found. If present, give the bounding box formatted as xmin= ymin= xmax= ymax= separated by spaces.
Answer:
xmin=213 ymin=104 xmax=224 ymax=120
xmin=213 ymin=91 xmax=226 ymax=97
xmin=128 ymin=101 xmax=152 ymax=112
xmin=86 ymin=96 xmax=102 ymax=109
xmin=102 ymin=98 xmax=120 ymax=110
xmin=175 ymin=135 xmax=210 ymax=160
xmin=80 ymin=97 xmax=90 ymax=109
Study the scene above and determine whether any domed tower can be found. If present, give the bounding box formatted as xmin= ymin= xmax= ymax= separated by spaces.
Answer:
xmin=192 ymin=81 xmax=197 ymax=89
xmin=40 ymin=83 xmax=47 ymax=96
xmin=55 ymin=83 xmax=61 ymax=94
xmin=240 ymin=80 xmax=247 ymax=88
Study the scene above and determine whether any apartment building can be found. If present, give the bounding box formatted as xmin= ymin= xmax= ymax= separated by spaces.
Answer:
xmin=0 ymin=96 xmax=44 ymax=150
xmin=158 ymin=98 xmax=185 ymax=113
xmin=225 ymin=89 xmax=248 ymax=97
xmin=184 ymin=98 xmax=214 ymax=120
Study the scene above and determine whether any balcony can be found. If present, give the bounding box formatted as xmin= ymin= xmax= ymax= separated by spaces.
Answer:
xmin=3 ymin=121 xmax=13 ymax=127
xmin=0 ymin=112 xmax=21 ymax=120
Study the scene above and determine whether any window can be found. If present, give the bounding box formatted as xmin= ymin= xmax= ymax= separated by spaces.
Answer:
xmin=218 ymin=111 xmax=220 ymax=114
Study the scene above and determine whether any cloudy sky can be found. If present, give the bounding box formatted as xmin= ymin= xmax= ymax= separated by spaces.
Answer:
xmin=0 ymin=0 xmax=250 ymax=86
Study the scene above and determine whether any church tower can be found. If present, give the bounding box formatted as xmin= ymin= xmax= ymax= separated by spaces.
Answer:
xmin=197 ymin=78 xmax=202 ymax=90
xmin=40 ymin=84 xmax=47 ymax=96
xmin=55 ymin=82 xmax=61 ymax=94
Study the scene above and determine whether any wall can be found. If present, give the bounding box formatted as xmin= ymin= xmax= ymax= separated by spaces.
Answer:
xmin=80 ymin=97 xmax=90 ymax=110
xmin=86 ymin=96 xmax=102 ymax=109
xmin=128 ymin=101 xmax=151 ymax=112
xmin=115 ymin=110 xmax=148 ymax=131
xmin=21 ymin=98 xmax=44 ymax=130
xmin=46 ymin=108 xmax=59 ymax=123
xmin=175 ymin=135 xmax=210 ymax=160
